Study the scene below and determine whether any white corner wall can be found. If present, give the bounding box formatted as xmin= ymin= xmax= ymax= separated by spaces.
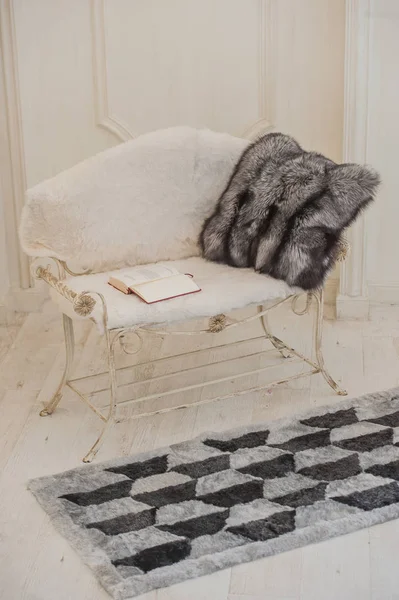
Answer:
xmin=1 ymin=0 xmax=345 ymax=314
xmin=338 ymin=0 xmax=399 ymax=317
xmin=0 ymin=60 xmax=11 ymax=314
xmin=0 ymin=193 xmax=10 ymax=308
xmin=365 ymin=0 xmax=399 ymax=303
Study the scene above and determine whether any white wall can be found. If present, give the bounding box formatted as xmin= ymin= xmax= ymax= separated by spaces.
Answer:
xmin=339 ymin=0 xmax=399 ymax=315
xmin=0 ymin=54 xmax=11 ymax=311
xmin=365 ymin=0 xmax=399 ymax=303
xmin=0 ymin=194 xmax=10 ymax=306
xmin=0 ymin=0 xmax=345 ymax=313
xmin=274 ymin=0 xmax=345 ymax=162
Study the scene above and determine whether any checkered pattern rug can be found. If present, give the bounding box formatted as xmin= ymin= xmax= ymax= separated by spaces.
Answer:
xmin=30 ymin=388 xmax=399 ymax=599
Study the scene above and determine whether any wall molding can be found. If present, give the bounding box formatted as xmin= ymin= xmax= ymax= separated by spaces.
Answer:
xmin=0 ymin=0 xmax=31 ymax=293
xmin=368 ymin=283 xmax=399 ymax=305
xmin=0 ymin=304 xmax=21 ymax=326
xmin=91 ymin=0 xmax=274 ymax=143
xmin=324 ymin=277 xmax=339 ymax=308
xmin=4 ymin=286 xmax=45 ymax=315
xmin=242 ymin=0 xmax=274 ymax=139
xmin=337 ymin=0 xmax=371 ymax=318
xmin=91 ymin=0 xmax=135 ymax=142
xmin=336 ymin=294 xmax=370 ymax=320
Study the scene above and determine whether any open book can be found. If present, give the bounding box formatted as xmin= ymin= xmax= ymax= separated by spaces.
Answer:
xmin=108 ymin=264 xmax=201 ymax=304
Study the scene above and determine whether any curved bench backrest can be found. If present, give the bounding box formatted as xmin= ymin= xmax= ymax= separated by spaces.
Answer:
xmin=20 ymin=127 xmax=248 ymax=273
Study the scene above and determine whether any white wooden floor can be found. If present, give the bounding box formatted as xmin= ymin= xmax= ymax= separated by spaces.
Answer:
xmin=1 ymin=300 xmax=399 ymax=600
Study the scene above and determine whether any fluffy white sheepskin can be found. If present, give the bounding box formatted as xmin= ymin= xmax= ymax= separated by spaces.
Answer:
xmin=21 ymin=126 xmax=298 ymax=331
xmin=20 ymin=127 xmax=249 ymax=273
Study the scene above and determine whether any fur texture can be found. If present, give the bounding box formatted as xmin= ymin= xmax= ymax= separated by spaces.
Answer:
xmin=20 ymin=127 xmax=248 ymax=273
xmin=200 ymin=133 xmax=380 ymax=290
xmin=29 ymin=387 xmax=399 ymax=599
xmin=51 ymin=257 xmax=296 ymax=333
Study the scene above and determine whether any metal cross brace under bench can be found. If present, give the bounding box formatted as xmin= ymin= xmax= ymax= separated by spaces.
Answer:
xmin=35 ymin=262 xmax=346 ymax=463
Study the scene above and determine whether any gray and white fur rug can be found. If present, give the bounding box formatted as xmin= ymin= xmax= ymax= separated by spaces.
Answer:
xmin=29 ymin=387 xmax=399 ymax=599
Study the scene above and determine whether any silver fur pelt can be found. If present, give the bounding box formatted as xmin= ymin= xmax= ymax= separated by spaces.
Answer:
xmin=200 ymin=133 xmax=380 ymax=290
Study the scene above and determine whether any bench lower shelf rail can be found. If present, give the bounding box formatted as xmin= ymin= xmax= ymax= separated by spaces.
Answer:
xmin=39 ymin=289 xmax=346 ymax=462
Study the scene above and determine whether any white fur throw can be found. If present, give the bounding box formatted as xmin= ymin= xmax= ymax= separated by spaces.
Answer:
xmin=20 ymin=127 xmax=248 ymax=273
xmin=51 ymin=257 xmax=295 ymax=332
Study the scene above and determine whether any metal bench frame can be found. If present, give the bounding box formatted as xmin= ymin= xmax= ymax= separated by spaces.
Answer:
xmin=34 ymin=252 xmax=348 ymax=463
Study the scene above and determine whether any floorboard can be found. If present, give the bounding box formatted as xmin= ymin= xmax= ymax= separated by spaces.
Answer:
xmin=1 ymin=302 xmax=399 ymax=600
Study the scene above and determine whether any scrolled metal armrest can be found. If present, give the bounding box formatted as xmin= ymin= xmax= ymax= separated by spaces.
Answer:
xmin=35 ymin=266 xmax=96 ymax=317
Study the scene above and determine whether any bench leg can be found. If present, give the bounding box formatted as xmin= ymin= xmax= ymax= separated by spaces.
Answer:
xmin=40 ymin=314 xmax=75 ymax=416
xmin=258 ymin=306 xmax=292 ymax=358
xmin=82 ymin=327 xmax=118 ymax=463
xmin=313 ymin=289 xmax=347 ymax=396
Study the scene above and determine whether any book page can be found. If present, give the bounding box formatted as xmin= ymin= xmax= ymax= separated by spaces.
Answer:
xmin=117 ymin=264 xmax=180 ymax=287
xmin=134 ymin=274 xmax=200 ymax=303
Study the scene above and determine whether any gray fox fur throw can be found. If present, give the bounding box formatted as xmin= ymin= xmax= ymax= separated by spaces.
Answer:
xmin=199 ymin=133 xmax=380 ymax=291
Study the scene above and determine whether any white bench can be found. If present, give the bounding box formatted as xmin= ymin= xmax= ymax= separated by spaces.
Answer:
xmin=20 ymin=127 xmax=347 ymax=462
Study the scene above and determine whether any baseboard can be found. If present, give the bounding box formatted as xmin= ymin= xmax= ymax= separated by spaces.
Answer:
xmin=368 ymin=283 xmax=399 ymax=305
xmin=0 ymin=302 xmax=8 ymax=324
xmin=5 ymin=285 xmax=47 ymax=313
xmin=0 ymin=300 xmax=21 ymax=325
xmin=336 ymin=283 xmax=399 ymax=320
xmin=336 ymin=294 xmax=370 ymax=320
xmin=324 ymin=278 xmax=338 ymax=306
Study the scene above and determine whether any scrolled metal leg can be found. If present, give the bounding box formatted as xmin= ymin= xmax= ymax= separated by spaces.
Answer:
xmin=82 ymin=329 xmax=118 ymax=463
xmin=40 ymin=314 xmax=75 ymax=416
xmin=258 ymin=305 xmax=292 ymax=358
xmin=313 ymin=289 xmax=347 ymax=396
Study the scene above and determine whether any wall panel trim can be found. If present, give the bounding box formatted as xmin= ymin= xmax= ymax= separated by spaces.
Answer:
xmin=0 ymin=0 xmax=31 ymax=291
xmin=339 ymin=0 xmax=371 ymax=302
xmin=91 ymin=0 xmax=275 ymax=143
xmin=91 ymin=0 xmax=135 ymax=142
